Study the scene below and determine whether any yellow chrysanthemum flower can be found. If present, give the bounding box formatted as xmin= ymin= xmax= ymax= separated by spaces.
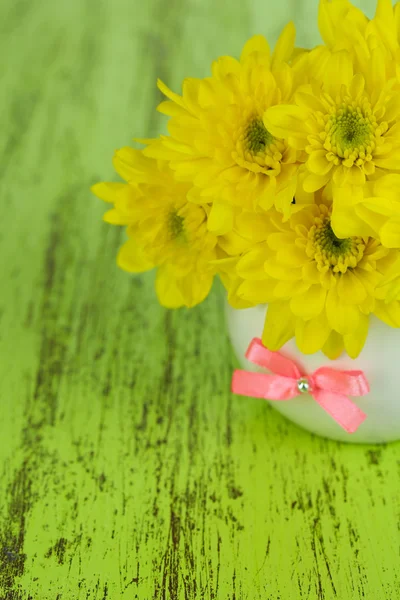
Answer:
xmin=265 ymin=46 xmax=400 ymax=195
xmin=92 ymin=147 xmax=217 ymax=308
xmin=234 ymin=197 xmax=400 ymax=359
xmin=142 ymin=25 xmax=303 ymax=235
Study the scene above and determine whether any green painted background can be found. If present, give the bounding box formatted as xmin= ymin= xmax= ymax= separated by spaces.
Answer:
xmin=1 ymin=0 xmax=399 ymax=598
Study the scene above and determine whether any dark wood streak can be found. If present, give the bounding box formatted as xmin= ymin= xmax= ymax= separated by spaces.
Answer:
xmin=44 ymin=537 xmax=68 ymax=565
xmin=0 ymin=459 xmax=30 ymax=598
xmin=0 ymin=207 xmax=70 ymax=597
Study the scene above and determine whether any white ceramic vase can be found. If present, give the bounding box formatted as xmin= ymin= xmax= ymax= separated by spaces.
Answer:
xmin=226 ymin=302 xmax=400 ymax=444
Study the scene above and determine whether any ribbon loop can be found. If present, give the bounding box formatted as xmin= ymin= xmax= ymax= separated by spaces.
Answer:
xmin=246 ymin=338 xmax=302 ymax=379
xmin=232 ymin=338 xmax=370 ymax=434
xmin=312 ymin=367 xmax=369 ymax=397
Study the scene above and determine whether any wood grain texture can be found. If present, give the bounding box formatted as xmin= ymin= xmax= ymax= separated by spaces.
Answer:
xmin=0 ymin=0 xmax=398 ymax=598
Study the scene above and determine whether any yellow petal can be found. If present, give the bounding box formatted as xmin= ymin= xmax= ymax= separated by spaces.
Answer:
xmin=343 ymin=313 xmax=369 ymax=358
xmin=264 ymin=260 xmax=300 ymax=281
xmin=288 ymin=135 xmax=308 ymax=150
xmin=290 ymin=285 xmax=326 ymax=318
xmin=295 ymin=316 xmax=331 ymax=354
xmin=271 ymin=21 xmax=296 ymax=68
xmin=374 ymin=149 xmax=400 ymax=170
xmin=354 ymin=204 xmax=388 ymax=234
xmin=180 ymin=76 xmax=201 ymax=112
xmin=396 ymin=3 xmax=400 ymax=40
xmin=318 ymin=0 xmax=339 ymax=48
xmin=113 ymin=147 xmax=153 ymax=181
xmin=155 ymin=266 xmax=185 ymax=308
xmin=267 ymin=232 xmax=294 ymax=251
xmin=117 ymin=239 xmax=154 ymax=273
xmin=294 ymin=91 xmax=327 ymax=113
xmin=374 ymin=0 xmax=397 ymax=56
xmin=317 ymin=0 xmax=366 ymax=49
xmin=157 ymin=79 xmax=185 ymax=108
xmin=380 ymin=219 xmax=400 ymax=248
xmin=263 ymin=105 xmax=311 ymax=140
xmin=274 ymin=177 xmax=298 ymax=219
xmin=330 ymin=205 xmax=375 ymax=239
xmin=237 ymin=279 xmax=276 ymax=304
xmin=273 ymin=279 xmax=308 ymax=298
xmin=323 ymin=50 xmax=353 ymax=97
xmin=302 ymin=261 xmax=321 ymax=284
xmin=295 ymin=170 xmax=316 ymax=205
xmin=103 ymin=208 xmax=129 ymax=225
xmin=346 ymin=166 xmax=365 ymax=186
xmin=375 ymin=0 xmax=395 ymax=25
xmin=212 ymin=56 xmax=241 ymax=78
xmin=273 ymin=63 xmax=293 ymax=102
xmin=303 ymin=171 xmax=332 ymax=193
xmin=235 ymin=211 xmax=272 ymax=243
xmin=208 ymin=203 xmax=234 ymax=235
xmin=276 ymin=245 xmax=307 ymax=267
xmin=372 ymin=173 xmax=400 ymax=201
xmin=307 ymin=150 xmax=333 ymax=176
xmin=369 ymin=46 xmax=386 ymax=93
xmin=262 ymin=302 xmax=296 ymax=350
xmin=374 ymin=299 xmax=400 ymax=328
xmin=236 ymin=248 xmax=268 ymax=280
xmin=322 ymin=330 xmax=345 ymax=360
xmin=241 ymin=35 xmax=270 ymax=62
xmin=332 ymin=183 xmax=363 ymax=207
xmin=349 ymin=74 xmax=365 ymax=100
xmin=326 ymin=288 xmax=360 ymax=334
xmin=362 ymin=160 xmax=375 ymax=176
xmin=222 ymin=272 xmax=254 ymax=309
xmin=218 ymin=231 xmax=252 ymax=255
xmin=361 ymin=195 xmax=400 ymax=217
xmin=337 ymin=271 xmax=367 ymax=305
xmin=141 ymin=138 xmax=183 ymax=161
xmin=157 ymin=101 xmax=188 ymax=118
xmin=332 ymin=164 xmax=350 ymax=187
xmin=308 ymin=46 xmax=330 ymax=81
xmin=91 ymin=182 xmax=127 ymax=203
xmin=211 ymin=256 xmax=238 ymax=275
xmin=179 ymin=270 xmax=214 ymax=307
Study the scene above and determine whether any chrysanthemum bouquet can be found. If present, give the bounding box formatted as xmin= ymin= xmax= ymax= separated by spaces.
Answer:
xmin=93 ymin=0 xmax=400 ymax=362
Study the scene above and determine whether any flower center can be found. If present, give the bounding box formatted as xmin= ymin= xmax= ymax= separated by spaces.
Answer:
xmin=245 ymin=118 xmax=274 ymax=153
xmin=167 ymin=209 xmax=186 ymax=241
xmin=232 ymin=114 xmax=286 ymax=177
xmin=324 ymin=100 xmax=387 ymax=168
xmin=308 ymin=216 xmax=365 ymax=274
xmin=333 ymin=109 xmax=372 ymax=150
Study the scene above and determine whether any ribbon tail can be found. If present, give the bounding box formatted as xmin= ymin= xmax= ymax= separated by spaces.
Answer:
xmin=232 ymin=370 xmax=272 ymax=400
xmin=231 ymin=370 xmax=298 ymax=400
xmin=312 ymin=389 xmax=367 ymax=434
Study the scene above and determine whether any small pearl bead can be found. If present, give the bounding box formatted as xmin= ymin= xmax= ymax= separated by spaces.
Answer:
xmin=297 ymin=378 xmax=310 ymax=394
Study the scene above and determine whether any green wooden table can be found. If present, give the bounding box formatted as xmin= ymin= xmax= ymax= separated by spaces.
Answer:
xmin=1 ymin=0 xmax=399 ymax=598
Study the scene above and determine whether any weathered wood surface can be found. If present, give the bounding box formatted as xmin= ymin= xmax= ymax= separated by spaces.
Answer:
xmin=1 ymin=0 xmax=398 ymax=598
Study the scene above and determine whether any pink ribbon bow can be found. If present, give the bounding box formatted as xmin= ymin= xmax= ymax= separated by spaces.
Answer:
xmin=231 ymin=338 xmax=369 ymax=433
